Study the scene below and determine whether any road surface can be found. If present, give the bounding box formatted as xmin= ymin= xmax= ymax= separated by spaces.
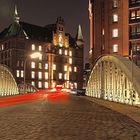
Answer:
xmin=0 ymin=95 xmax=140 ymax=140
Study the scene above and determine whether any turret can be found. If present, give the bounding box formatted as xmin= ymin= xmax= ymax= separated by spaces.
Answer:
xmin=5 ymin=5 xmax=28 ymax=39
xmin=56 ymin=17 xmax=65 ymax=33
xmin=76 ymin=24 xmax=84 ymax=47
xmin=14 ymin=5 xmax=20 ymax=23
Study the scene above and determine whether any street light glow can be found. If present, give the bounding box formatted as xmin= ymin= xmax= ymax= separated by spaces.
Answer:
xmin=30 ymin=52 xmax=42 ymax=59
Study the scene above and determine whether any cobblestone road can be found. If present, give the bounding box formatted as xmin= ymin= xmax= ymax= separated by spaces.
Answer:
xmin=0 ymin=95 xmax=140 ymax=140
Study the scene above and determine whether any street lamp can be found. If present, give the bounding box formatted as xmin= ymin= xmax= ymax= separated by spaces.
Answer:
xmin=23 ymin=52 xmax=42 ymax=93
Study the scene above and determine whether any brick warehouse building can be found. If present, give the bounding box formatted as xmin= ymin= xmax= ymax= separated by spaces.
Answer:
xmin=0 ymin=6 xmax=84 ymax=90
xmin=89 ymin=0 xmax=140 ymax=67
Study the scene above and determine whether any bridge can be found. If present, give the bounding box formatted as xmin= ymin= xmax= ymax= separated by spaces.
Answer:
xmin=0 ymin=64 xmax=19 ymax=96
xmin=86 ymin=55 xmax=140 ymax=107
xmin=0 ymin=64 xmax=41 ymax=95
xmin=0 ymin=55 xmax=140 ymax=107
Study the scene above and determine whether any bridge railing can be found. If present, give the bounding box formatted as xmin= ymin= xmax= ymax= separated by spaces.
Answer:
xmin=86 ymin=55 xmax=140 ymax=107
xmin=18 ymin=83 xmax=38 ymax=94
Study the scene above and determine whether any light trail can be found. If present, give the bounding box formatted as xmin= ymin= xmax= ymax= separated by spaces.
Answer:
xmin=0 ymin=90 xmax=69 ymax=108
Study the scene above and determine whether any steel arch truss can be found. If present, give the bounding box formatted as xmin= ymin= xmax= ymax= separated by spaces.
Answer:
xmin=0 ymin=65 xmax=19 ymax=96
xmin=86 ymin=55 xmax=140 ymax=107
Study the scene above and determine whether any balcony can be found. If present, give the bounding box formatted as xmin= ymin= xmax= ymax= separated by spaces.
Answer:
xmin=129 ymin=34 xmax=140 ymax=40
xmin=129 ymin=18 xmax=140 ymax=24
xmin=129 ymin=1 xmax=140 ymax=8
xmin=133 ymin=51 xmax=140 ymax=55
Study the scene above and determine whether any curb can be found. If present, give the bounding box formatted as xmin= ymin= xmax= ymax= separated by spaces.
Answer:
xmin=82 ymin=96 xmax=140 ymax=124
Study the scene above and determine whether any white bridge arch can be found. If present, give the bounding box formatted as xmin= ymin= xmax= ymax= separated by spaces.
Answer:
xmin=0 ymin=64 xmax=19 ymax=96
xmin=86 ymin=55 xmax=140 ymax=107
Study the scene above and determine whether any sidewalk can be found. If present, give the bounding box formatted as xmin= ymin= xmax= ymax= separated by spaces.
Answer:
xmin=83 ymin=96 xmax=140 ymax=124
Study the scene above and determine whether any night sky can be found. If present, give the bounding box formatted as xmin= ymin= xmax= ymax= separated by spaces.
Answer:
xmin=0 ymin=0 xmax=90 ymax=63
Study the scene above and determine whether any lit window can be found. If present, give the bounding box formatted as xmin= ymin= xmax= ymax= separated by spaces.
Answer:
xmin=64 ymin=50 xmax=68 ymax=55
xmin=59 ymin=73 xmax=62 ymax=79
xmin=45 ymin=63 xmax=48 ymax=69
xmin=1 ymin=44 xmax=4 ymax=50
xmin=21 ymin=70 xmax=24 ymax=77
xmin=38 ymin=72 xmax=42 ymax=79
xmin=66 ymin=81 xmax=69 ymax=88
xmin=16 ymin=70 xmax=19 ymax=77
xmin=39 ymin=45 xmax=42 ymax=51
xmin=70 ymin=83 xmax=74 ymax=89
xmin=69 ymin=66 xmax=72 ymax=72
xmin=59 ymin=34 xmax=63 ymax=47
xmin=69 ymin=58 xmax=72 ymax=64
xmin=53 ymin=64 xmax=56 ymax=70
xmin=64 ymin=74 xmax=67 ymax=80
xmin=131 ymin=11 xmax=135 ymax=19
xmin=102 ymin=29 xmax=105 ymax=35
xmin=113 ymin=0 xmax=118 ymax=8
xmin=38 ymin=81 xmax=42 ymax=88
xmin=31 ymin=44 xmax=35 ymax=50
xmin=113 ymin=14 xmax=118 ymax=22
xmin=45 ymin=72 xmax=48 ymax=79
xmin=31 ymin=81 xmax=35 ymax=86
xmin=59 ymin=49 xmax=62 ymax=55
xmin=31 ymin=71 xmax=35 ymax=79
xmin=113 ymin=44 xmax=118 ymax=52
xmin=39 ymin=63 xmax=42 ymax=69
xmin=31 ymin=62 xmax=35 ymax=68
xmin=112 ymin=29 xmax=118 ymax=38
xmin=64 ymin=65 xmax=67 ymax=71
xmin=69 ymin=51 xmax=72 ymax=56
xmin=45 ymin=82 xmax=48 ymax=88
xmin=39 ymin=55 xmax=42 ymax=60
xmin=137 ymin=45 xmax=140 ymax=51
xmin=74 ymin=82 xmax=77 ymax=89
xmin=52 ymin=82 xmax=55 ymax=88
xmin=137 ymin=10 xmax=140 ymax=19
xmin=74 ymin=67 xmax=77 ymax=72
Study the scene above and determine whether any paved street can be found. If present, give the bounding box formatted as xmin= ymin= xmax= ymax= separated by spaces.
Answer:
xmin=0 ymin=95 xmax=140 ymax=140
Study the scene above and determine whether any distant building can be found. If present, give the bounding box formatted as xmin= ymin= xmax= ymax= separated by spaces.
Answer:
xmin=0 ymin=6 xmax=84 ymax=90
xmin=89 ymin=0 xmax=140 ymax=67
xmin=83 ymin=63 xmax=90 ymax=89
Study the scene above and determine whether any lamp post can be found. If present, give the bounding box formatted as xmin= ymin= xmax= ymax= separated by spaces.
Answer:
xmin=23 ymin=52 xmax=42 ymax=93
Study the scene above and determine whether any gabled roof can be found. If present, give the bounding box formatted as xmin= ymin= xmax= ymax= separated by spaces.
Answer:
xmin=0 ymin=27 xmax=9 ymax=39
xmin=0 ymin=22 xmax=54 ymax=42
xmin=20 ymin=22 xmax=53 ymax=42
xmin=0 ymin=22 xmax=77 ymax=47
xmin=0 ymin=5 xmax=80 ymax=47
xmin=7 ymin=22 xmax=26 ymax=38
xmin=0 ymin=18 xmax=80 ymax=49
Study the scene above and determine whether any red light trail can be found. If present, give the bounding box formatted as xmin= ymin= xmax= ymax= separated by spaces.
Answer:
xmin=0 ymin=90 xmax=69 ymax=108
